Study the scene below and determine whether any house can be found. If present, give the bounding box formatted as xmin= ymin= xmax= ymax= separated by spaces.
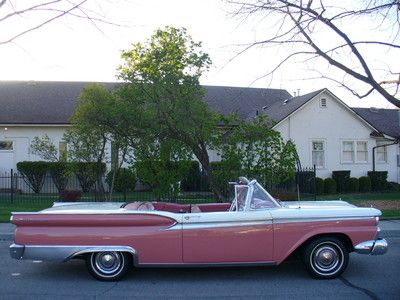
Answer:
xmin=0 ymin=81 xmax=399 ymax=183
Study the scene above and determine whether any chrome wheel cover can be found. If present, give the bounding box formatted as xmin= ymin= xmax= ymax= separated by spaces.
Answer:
xmin=310 ymin=242 xmax=344 ymax=276
xmin=91 ymin=252 xmax=124 ymax=277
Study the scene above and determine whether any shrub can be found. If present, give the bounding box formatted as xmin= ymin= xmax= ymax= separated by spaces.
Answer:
xmin=180 ymin=161 xmax=202 ymax=192
xmin=332 ymin=170 xmax=350 ymax=193
xmin=60 ymin=190 xmax=81 ymax=202
xmin=324 ymin=178 xmax=337 ymax=194
xmin=367 ymin=171 xmax=388 ymax=192
xmin=348 ymin=177 xmax=359 ymax=193
xmin=17 ymin=161 xmax=48 ymax=193
xmin=106 ymin=168 xmax=137 ymax=192
xmin=47 ymin=162 xmax=71 ymax=193
xmin=71 ymin=162 xmax=106 ymax=192
xmin=385 ymin=181 xmax=400 ymax=192
xmin=315 ymin=177 xmax=324 ymax=195
xmin=359 ymin=176 xmax=372 ymax=193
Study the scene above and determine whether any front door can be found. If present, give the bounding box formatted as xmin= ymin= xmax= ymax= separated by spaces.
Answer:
xmin=182 ymin=210 xmax=273 ymax=263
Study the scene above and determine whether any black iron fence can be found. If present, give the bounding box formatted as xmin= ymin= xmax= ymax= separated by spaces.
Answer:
xmin=0 ymin=166 xmax=316 ymax=205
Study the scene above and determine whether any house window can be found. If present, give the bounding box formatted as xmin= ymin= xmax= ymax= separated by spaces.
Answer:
xmin=0 ymin=140 xmax=13 ymax=151
xmin=376 ymin=141 xmax=388 ymax=163
xmin=59 ymin=142 xmax=67 ymax=160
xmin=356 ymin=141 xmax=368 ymax=162
xmin=342 ymin=141 xmax=354 ymax=162
xmin=320 ymin=98 xmax=327 ymax=108
xmin=342 ymin=141 xmax=368 ymax=163
xmin=312 ymin=141 xmax=325 ymax=168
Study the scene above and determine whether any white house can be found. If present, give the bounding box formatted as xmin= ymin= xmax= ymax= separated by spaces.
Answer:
xmin=0 ymin=81 xmax=399 ymax=183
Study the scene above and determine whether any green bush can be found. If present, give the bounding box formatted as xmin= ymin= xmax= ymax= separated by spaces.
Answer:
xmin=348 ymin=177 xmax=359 ymax=193
xmin=324 ymin=178 xmax=337 ymax=194
xmin=367 ymin=171 xmax=388 ymax=192
xmin=17 ymin=161 xmax=49 ymax=193
xmin=180 ymin=161 xmax=202 ymax=192
xmin=71 ymin=162 xmax=106 ymax=193
xmin=315 ymin=177 xmax=324 ymax=195
xmin=106 ymin=168 xmax=137 ymax=192
xmin=385 ymin=181 xmax=400 ymax=192
xmin=47 ymin=162 xmax=71 ymax=193
xmin=359 ymin=176 xmax=372 ymax=193
xmin=332 ymin=170 xmax=350 ymax=193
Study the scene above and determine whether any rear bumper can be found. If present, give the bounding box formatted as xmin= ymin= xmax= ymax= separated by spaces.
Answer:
xmin=10 ymin=243 xmax=25 ymax=259
xmin=354 ymin=238 xmax=388 ymax=255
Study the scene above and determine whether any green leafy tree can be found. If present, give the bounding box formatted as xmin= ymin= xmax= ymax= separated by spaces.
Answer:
xmin=30 ymin=134 xmax=59 ymax=162
xmin=114 ymin=27 xmax=224 ymax=200
xmin=220 ymin=115 xmax=297 ymax=189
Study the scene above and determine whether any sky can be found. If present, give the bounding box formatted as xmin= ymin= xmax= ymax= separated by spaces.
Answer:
xmin=0 ymin=0 xmax=398 ymax=109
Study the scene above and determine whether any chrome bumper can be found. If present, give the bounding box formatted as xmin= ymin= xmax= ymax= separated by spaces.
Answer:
xmin=354 ymin=238 xmax=388 ymax=255
xmin=10 ymin=243 xmax=25 ymax=259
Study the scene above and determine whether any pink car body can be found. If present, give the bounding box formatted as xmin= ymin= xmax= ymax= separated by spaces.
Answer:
xmin=10 ymin=178 xmax=387 ymax=280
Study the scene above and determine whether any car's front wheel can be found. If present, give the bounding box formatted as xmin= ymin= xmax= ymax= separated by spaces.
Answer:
xmin=86 ymin=251 xmax=131 ymax=281
xmin=303 ymin=237 xmax=349 ymax=279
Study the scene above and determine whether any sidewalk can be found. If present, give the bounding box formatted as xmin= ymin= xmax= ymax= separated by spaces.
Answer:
xmin=1 ymin=220 xmax=399 ymax=241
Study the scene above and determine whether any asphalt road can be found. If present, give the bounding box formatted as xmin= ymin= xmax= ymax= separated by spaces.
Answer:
xmin=0 ymin=234 xmax=399 ymax=300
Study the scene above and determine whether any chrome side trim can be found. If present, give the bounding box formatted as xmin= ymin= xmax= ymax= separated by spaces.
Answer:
xmin=273 ymin=216 xmax=374 ymax=224
xmin=172 ymin=220 xmax=272 ymax=231
xmin=138 ymin=261 xmax=276 ymax=268
xmin=10 ymin=245 xmax=137 ymax=262
xmin=354 ymin=238 xmax=388 ymax=255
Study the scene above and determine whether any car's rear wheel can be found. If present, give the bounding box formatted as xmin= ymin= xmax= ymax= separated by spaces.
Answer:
xmin=303 ymin=237 xmax=349 ymax=279
xmin=86 ymin=251 xmax=131 ymax=281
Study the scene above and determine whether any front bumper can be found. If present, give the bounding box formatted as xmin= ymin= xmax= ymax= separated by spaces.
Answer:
xmin=354 ymin=238 xmax=388 ymax=255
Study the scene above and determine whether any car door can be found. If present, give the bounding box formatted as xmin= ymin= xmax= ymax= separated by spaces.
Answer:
xmin=182 ymin=209 xmax=273 ymax=263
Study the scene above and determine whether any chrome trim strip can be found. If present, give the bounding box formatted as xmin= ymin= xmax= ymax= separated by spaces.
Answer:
xmin=138 ymin=261 xmax=276 ymax=268
xmin=273 ymin=216 xmax=374 ymax=224
xmin=170 ymin=220 xmax=273 ymax=231
xmin=10 ymin=245 xmax=137 ymax=262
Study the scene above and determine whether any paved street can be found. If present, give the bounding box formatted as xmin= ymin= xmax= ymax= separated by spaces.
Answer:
xmin=0 ymin=222 xmax=399 ymax=300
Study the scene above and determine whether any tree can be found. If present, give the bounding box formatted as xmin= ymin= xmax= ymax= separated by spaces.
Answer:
xmin=30 ymin=134 xmax=59 ymax=162
xmin=115 ymin=27 xmax=226 ymax=200
xmin=220 ymin=115 xmax=297 ymax=189
xmin=0 ymin=0 xmax=113 ymax=45
xmin=228 ymin=0 xmax=400 ymax=108
xmin=67 ymin=84 xmax=115 ymax=200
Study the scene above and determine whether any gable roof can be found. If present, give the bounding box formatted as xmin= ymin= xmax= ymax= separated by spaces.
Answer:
xmin=0 ymin=81 xmax=290 ymax=125
xmin=258 ymin=89 xmax=324 ymax=124
xmin=352 ymin=107 xmax=400 ymax=139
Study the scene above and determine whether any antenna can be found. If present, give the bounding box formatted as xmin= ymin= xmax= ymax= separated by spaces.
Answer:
xmin=297 ymin=184 xmax=301 ymax=209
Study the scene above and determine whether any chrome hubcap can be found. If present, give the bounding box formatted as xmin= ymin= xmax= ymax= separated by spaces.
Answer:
xmin=94 ymin=252 xmax=122 ymax=275
xmin=312 ymin=244 xmax=341 ymax=274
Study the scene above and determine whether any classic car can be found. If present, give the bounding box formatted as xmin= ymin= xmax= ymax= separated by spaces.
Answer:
xmin=10 ymin=177 xmax=387 ymax=281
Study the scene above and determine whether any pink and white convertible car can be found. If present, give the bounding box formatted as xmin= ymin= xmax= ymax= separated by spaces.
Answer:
xmin=10 ymin=177 xmax=387 ymax=281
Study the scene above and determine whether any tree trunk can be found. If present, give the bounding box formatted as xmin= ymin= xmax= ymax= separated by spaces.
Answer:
xmin=193 ymin=144 xmax=225 ymax=202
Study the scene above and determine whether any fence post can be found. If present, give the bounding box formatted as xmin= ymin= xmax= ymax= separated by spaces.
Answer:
xmin=313 ymin=164 xmax=316 ymax=201
xmin=10 ymin=169 xmax=14 ymax=203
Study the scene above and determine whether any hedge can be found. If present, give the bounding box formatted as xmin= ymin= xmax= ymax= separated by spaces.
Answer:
xmin=106 ymin=168 xmax=137 ymax=192
xmin=348 ymin=177 xmax=359 ymax=193
xmin=359 ymin=176 xmax=372 ymax=193
xmin=324 ymin=178 xmax=337 ymax=194
xmin=16 ymin=161 xmax=49 ymax=193
xmin=315 ymin=177 xmax=324 ymax=195
xmin=367 ymin=171 xmax=388 ymax=192
xmin=332 ymin=170 xmax=350 ymax=193
xmin=180 ymin=161 xmax=202 ymax=192
xmin=47 ymin=161 xmax=71 ymax=193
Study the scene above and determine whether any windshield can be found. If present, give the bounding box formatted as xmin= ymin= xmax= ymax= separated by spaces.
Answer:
xmin=250 ymin=183 xmax=279 ymax=209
